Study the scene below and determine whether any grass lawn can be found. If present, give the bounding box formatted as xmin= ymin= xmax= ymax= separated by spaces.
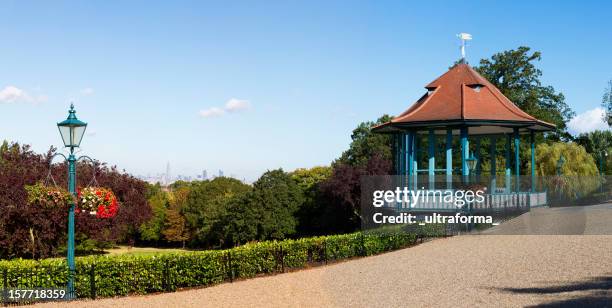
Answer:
xmin=101 ymin=246 xmax=191 ymax=256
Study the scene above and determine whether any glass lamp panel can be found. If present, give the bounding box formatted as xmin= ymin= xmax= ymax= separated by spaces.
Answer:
xmin=58 ymin=126 xmax=72 ymax=147
xmin=467 ymin=159 xmax=477 ymax=171
xmin=72 ymin=126 xmax=86 ymax=147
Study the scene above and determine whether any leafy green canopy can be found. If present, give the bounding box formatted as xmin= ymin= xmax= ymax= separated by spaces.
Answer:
xmin=181 ymin=177 xmax=251 ymax=247
xmin=535 ymin=142 xmax=598 ymax=176
xmin=336 ymin=115 xmax=393 ymax=167
xmin=575 ymin=130 xmax=612 ymax=174
xmin=475 ymin=47 xmax=574 ymax=140
xmin=221 ymin=169 xmax=304 ymax=246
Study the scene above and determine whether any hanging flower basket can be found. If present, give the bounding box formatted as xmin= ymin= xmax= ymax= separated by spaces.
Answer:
xmin=78 ymin=187 xmax=119 ymax=219
xmin=25 ymin=183 xmax=73 ymax=208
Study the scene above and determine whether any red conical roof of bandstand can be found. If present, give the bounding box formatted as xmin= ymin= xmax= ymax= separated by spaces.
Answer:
xmin=374 ymin=63 xmax=555 ymax=134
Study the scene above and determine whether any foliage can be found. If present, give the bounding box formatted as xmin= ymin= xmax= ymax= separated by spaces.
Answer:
xmin=25 ymin=183 xmax=73 ymax=208
xmin=574 ymin=130 xmax=612 ymax=174
xmin=139 ymin=191 xmax=169 ymax=242
xmin=320 ymin=154 xmax=392 ymax=233
xmin=290 ymin=166 xmax=332 ymax=236
xmin=0 ymin=142 xmax=68 ymax=259
xmin=475 ymin=47 xmax=575 ymax=140
xmin=0 ymin=226 xmax=445 ymax=299
xmin=0 ymin=141 xmax=151 ymax=259
xmin=336 ymin=115 xmax=394 ymax=167
xmin=182 ymin=177 xmax=251 ymax=248
xmin=162 ymin=208 xmax=189 ymax=247
xmin=290 ymin=166 xmax=332 ymax=193
xmin=534 ymin=142 xmax=598 ymax=176
xmin=603 ymin=80 xmax=612 ymax=127
xmin=221 ymin=169 xmax=303 ymax=246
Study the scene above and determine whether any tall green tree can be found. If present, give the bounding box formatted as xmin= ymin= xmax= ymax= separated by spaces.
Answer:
xmin=336 ymin=115 xmax=393 ymax=167
xmin=249 ymin=169 xmax=303 ymax=240
xmin=603 ymin=80 xmax=612 ymax=127
xmin=290 ymin=166 xmax=332 ymax=236
xmin=575 ymin=130 xmax=612 ymax=174
xmin=139 ymin=191 xmax=169 ymax=242
xmin=220 ymin=169 xmax=303 ymax=246
xmin=182 ymin=177 xmax=250 ymax=247
xmin=475 ymin=47 xmax=574 ymax=140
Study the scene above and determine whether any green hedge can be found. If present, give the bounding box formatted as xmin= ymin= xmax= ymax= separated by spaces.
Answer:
xmin=0 ymin=225 xmax=445 ymax=299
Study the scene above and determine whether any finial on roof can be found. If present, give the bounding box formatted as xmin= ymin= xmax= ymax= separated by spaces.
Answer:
xmin=457 ymin=33 xmax=472 ymax=63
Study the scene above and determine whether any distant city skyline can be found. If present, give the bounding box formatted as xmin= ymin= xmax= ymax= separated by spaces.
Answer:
xmin=137 ymin=162 xmax=246 ymax=185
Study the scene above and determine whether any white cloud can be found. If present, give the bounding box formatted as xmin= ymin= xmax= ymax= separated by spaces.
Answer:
xmin=567 ymin=107 xmax=609 ymax=135
xmin=0 ymin=86 xmax=46 ymax=103
xmin=199 ymin=98 xmax=251 ymax=118
xmin=80 ymin=88 xmax=94 ymax=96
xmin=224 ymin=98 xmax=251 ymax=112
xmin=199 ymin=107 xmax=226 ymax=118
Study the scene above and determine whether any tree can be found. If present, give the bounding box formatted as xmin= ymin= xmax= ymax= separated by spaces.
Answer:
xmin=575 ymin=130 xmax=612 ymax=174
xmin=475 ymin=47 xmax=575 ymax=140
xmin=182 ymin=177 xmax=250 ymax=247
xmin=220 ymin=169 xmax=303 ymax=246
xmin=0 ymin=141 xmax=151 ymax=258
xmin=0 ymin=142 xmax=67 ymax=259
xmin=139 ymin=191 xmax=169 ymax=243
xmin=320 ymin=154 xmax=392 ymax=233
xmin=290 ymin=166 xmax=332 ymax=236
xmin=217 ymin=193 xmax=258 ymax=247
xmin=534 ymin=142 xmax=598 ymax=176
xmin=162 ymin=208 xmax=188 ymax=248
xmin=249 ymin=169 xmax=303 ymax=240
xmin=603 ymin=80 xmax=612 ymax=127
xmin=336 ymin=115 xmax=394 ymax=167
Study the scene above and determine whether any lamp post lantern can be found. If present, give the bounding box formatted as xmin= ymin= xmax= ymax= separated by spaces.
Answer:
xmin=466 ymin=152 xmax=478 ymax=182
xmin=56 ymin=103 xmax=87 ymax=298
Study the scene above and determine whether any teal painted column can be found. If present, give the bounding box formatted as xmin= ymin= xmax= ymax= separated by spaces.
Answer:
xmin=530 ymin=130 xmax=535 ymax=192
xmin=413 ymin=132 xmax=419 ymax=190
xmin=407 ymin=131 xmax=413 ymax=180
xmin=67 ymin=151 xmax=76 ymax=297
xmin=514 ymin=128 xmax=520 ymax=192
xmin=398 ymin=133 xmax=404 ymax=175
xmin=460 ymin=127 xmax=469 ymax=178
xmin=490 ymin=136 xmax=497 ymax=194
xmin=505 ymin=134 xmax=511 ymax=192
xmin=475 ymin=136 xmax=481 ymax=184
xmin=446 ymin=129 xmax=453 ymax=189
xmin=428 ymin=129 xmax=435 ymax=189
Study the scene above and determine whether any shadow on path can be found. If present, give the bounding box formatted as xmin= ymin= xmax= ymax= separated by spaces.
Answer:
xmin=497 ymin=275 xmax=611 ymax=307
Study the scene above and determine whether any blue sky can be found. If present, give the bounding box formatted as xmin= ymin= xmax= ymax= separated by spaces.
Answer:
xmin=0 ymin=1 xmax=610 ymax=181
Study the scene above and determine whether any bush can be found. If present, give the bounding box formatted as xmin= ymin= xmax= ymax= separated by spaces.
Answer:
xmin=0 ymin=226 xmax=445 ymax=300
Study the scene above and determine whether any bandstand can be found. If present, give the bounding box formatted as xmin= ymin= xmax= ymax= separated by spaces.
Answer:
xmin=372 ymin=63 xmax=555 ymax=212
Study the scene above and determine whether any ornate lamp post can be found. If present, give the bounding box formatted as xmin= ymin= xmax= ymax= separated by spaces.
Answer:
xmin=466 ymin=152 xmax=478 ymax=183
xmin=56 ymin=104 xmax=87 ymax=298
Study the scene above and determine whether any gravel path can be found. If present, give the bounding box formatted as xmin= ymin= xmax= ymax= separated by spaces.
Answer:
xmin=39 ymin=206 xmax=612 ymax=307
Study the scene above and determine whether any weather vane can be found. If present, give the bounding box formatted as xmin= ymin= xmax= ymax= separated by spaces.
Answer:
xmin=457 ymin=33 xmax=472 ymax=63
